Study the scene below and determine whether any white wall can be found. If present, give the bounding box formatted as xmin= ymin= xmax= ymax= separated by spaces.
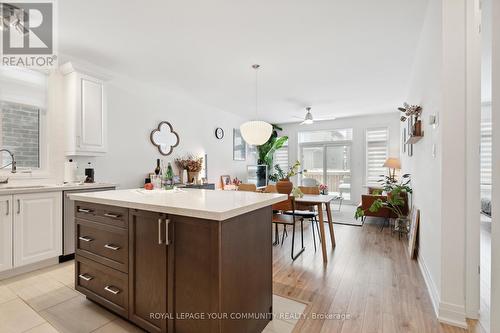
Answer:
xmin=402 ymin=0 xmax=443 ymax=312
xmin=278 ymin=112 xmax=400 ymax=202
xmin=403 ymin=0 xmax=481 ymax=328
xmin=45 ymin=63 xmax=251 ymax=189
xmin=490 ymin=0 xmax=500 ymax=330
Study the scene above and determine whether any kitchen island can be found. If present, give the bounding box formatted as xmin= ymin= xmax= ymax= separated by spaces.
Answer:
xmin=69 ymin=188 xmax=286 ymax=333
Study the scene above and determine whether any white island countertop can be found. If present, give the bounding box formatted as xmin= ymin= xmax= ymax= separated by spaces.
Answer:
xmin=69 ymin=188 xmax=287 ymax=221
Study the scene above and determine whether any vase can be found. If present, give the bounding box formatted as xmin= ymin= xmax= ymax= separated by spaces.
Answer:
xmin=393 ymin=217 xmax=410 ymax=239
xmin=187 ymin=171 xmax=199 ymax=184
xmin=276 ymin=179 xmax=293 ymax=195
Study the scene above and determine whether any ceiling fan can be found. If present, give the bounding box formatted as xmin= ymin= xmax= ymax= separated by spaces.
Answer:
xmin=293 ymin=106 xmax=336 ymax=125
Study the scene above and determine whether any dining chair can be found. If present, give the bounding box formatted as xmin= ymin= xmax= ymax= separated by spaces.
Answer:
xmin=238 ymin=183 xmax=257 ymax=192
xmin=301 ymin=178 xmax=319 ymax=187
xmin=272 ymin=195 xmax=305 ymax=260
xmin=282 ymin=186 xmax=322 ymax=251
xmin=263 ymin=184 xmax=277 ymax=193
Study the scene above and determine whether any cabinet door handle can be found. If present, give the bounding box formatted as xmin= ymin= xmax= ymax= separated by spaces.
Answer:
xmin=165 ymin=219 xmax=171 ymax=246
xmin=78 ymin=236 xmax=93 ymax=242
xmin=78 ymin=274 xmax=93 ymax=281
xmin=104 ymin=285 xmax=120 ymax=295
xmin=158 ymin=218 xmax=163 ymax=244
xmin=78 ymin=208 xmax=92 ymax=213
xmin=104 ymin=244 xmax=120 ymax=251
xmin=103 ymin=213 xmax=120 ymax=219
xmin=17 ymin=199 xmax=20 ymax=214
xmin=5 ymin=200 xmax=9 ymax=216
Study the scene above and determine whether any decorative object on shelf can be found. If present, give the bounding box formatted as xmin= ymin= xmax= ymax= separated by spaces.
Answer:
xmin=220 ymin=175 xmax=232 ymax=189
xmin=150 ymin=121 xmax=180 ymax=156
xmin=232 ymin=177 xmax=242 ymax=186
xmin=319 ymin=183 xmax=328 ymax=195
xmin=214 ymin=127 xmax=224 ymax=139
xmin=355 ymin=174 xmax=412 ymax=239
xmin=399 ymin=103 xmax=424 ymax=147
xmin=175 ymin=154 xmax=203 ymax=183
xmin=256 ymin=125 xmax=288 ymax=179
xmin=301 ymin=106 xmax=314 ymax=125
xmin=383 ymin=157 xmax=401 ymax=182
xmin=240 ymin=64 xmax=273 ymax=145
xmin=270 ymin=160 xmax=301 ymax=195
xmin=408 ymin=208 xmax=420 ymax=259
xmin=233 ymin=128 xmax=246 ymax=161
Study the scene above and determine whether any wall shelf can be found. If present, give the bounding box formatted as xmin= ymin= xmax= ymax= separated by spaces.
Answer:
xmin=405 ymin=135 xmax=423 ymax=144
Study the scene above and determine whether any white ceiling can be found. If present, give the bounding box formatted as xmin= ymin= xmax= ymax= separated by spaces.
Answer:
xmin=58 ymin=0 xmax=429 ymax=123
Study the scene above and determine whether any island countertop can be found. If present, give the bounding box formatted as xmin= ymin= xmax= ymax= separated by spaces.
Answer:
xmin=69 ymin=188 xmax=286 ymax=221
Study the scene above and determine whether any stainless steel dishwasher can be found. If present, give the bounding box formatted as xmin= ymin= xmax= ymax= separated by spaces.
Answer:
xmin=61 ymin=186 xmax=115 ymax=261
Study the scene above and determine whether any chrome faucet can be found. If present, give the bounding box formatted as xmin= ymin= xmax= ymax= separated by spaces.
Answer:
xmin=0 ymin=149 xmax=17 ymax=173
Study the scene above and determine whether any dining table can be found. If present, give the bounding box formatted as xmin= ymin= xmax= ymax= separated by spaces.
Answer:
xmin=294 ymin=194 xmax=336 ymax=263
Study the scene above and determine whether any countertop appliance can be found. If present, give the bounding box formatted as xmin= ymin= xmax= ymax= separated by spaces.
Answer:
xmin=62 ymin=185 xmax=116 ymax=260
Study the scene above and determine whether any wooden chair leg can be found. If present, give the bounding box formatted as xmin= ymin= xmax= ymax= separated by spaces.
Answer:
xmin=273 ymin=223 xmax=279 ymax=245
xmin=281 ymin=225 xmax=287 ymax=247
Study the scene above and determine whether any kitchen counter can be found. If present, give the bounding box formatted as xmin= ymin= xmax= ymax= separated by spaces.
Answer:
xmin=0 ymin=182 xmax=116 ymax=195
xmin=72 ymin=188 xmax=285 ymax=333
xmin=69 ymin=188 xmax=285 ymax=221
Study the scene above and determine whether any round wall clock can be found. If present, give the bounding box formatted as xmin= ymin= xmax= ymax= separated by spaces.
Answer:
xmin=215 ymin=127 xmax=224 ymax=139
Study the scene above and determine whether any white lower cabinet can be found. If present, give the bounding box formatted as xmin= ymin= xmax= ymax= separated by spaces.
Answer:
xmin=0 ymin=195 xmax=13 ymax=272
xmin=13 ymin=192 xmax=62 ymax=267
xmin=0 ymin=191 xmax=62 ymax=272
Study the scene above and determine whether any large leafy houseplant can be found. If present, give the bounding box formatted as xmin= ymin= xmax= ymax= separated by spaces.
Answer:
xmin=355 ymin=174 xmax=412 ymax=220
xmin=268 ymin=160 xmax=301 ymax=182
xmin=256 ymin=125 xmax=288 ymax=180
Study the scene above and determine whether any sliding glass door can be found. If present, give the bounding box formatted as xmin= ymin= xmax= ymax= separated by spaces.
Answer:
xmin=300 ymin=142 xmax=352 ymax=201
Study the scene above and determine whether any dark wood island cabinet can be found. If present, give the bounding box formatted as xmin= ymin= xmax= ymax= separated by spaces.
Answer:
xmin=70 ymin=189 xmax=285 ymax=333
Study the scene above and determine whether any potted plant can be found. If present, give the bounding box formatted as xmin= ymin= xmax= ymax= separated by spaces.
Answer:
xmin=319 ymin=184 xmax=328 ymax=195
xmin=269 ymin=160 xmax=301 ymax=194
xmin=355 ymin=174 xmax=412 ymax=233
xmin=256 ymin=125 xmax=288 ymax=180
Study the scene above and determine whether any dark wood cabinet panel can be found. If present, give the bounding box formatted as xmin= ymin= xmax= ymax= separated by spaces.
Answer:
xmin=75 ymin=256 xmax=129 ymax=317
xmin=74 ymin=201 xmax=273 ymax=333
xmin=76 ymin=219 xmax=128 ymax=273
xmin=128 ymin=209 xmax=169 ymax=333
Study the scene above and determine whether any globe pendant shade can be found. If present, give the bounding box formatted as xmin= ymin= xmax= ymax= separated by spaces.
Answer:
xmin=240 ymin=121 xmax=273 ymax=145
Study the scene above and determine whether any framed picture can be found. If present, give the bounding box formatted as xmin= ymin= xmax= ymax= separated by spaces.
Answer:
xmin=407 ymin=118 xmax=413 ymax=157
xmin=402 ymin=128 xmax=407 ymax=153
xmin=408 ymin=208 xmax=420 ymax=259
xmin=233 ymin=129 xmax=246 ymax=161
xmin=220 ymin=175 xmax=232 ymax=189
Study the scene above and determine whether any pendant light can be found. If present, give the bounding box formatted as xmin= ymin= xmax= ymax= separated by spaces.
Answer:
xmin=240 ymin=64 xmax=273 ymax=146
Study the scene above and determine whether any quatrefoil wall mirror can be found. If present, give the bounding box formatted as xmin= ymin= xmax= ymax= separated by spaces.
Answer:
xmin=150 ymin=121 xmax=180 ymax=156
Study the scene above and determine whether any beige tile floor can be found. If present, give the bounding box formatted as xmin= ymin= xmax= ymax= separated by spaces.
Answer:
xmin=0 ymin=261 xmax=306 ymax=333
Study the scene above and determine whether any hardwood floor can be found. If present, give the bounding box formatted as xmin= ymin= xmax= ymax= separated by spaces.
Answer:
xmin=272 ymin=218 xmax=485 ymax=333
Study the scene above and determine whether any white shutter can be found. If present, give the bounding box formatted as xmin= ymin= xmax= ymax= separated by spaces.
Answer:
xmin=366 ymin=128 xmax=388 ymax=184
xmin=274 ymin=144 xmax=289 ymax=171
xmin=481 ymin=121 xmax=492 ymax=185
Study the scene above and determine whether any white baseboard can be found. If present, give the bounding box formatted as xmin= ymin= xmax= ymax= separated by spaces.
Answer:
xmin=438 ymin=302 xmax=468 ymax=328
xmin=417 ymin=253 xmax=440 ymax=316
xmin=0 ymin=257 xmax=60 ymax=280
xmin=417 ymin=253 xmax=467 ymax=329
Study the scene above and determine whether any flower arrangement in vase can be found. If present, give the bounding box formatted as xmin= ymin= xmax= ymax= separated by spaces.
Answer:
xmin=175 ymin=154 xmax=203 ymax=183
xmin=319 ymin=184 xmax=328 ymax=195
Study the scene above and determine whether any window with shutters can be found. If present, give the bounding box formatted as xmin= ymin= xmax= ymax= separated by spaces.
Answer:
xmin=480 ymin=120 xmax=492 ymax=186
xmin=366 ymin=128 xmax=389 ymax=184
xmin=274 ymin=143 xmax=289 ymax=171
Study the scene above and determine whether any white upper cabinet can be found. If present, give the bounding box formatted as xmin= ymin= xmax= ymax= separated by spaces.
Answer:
xmin=0 ymin=195 xmax=13 ymax=272
xmin=61 ymin=62 xmax=107 ymax=156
